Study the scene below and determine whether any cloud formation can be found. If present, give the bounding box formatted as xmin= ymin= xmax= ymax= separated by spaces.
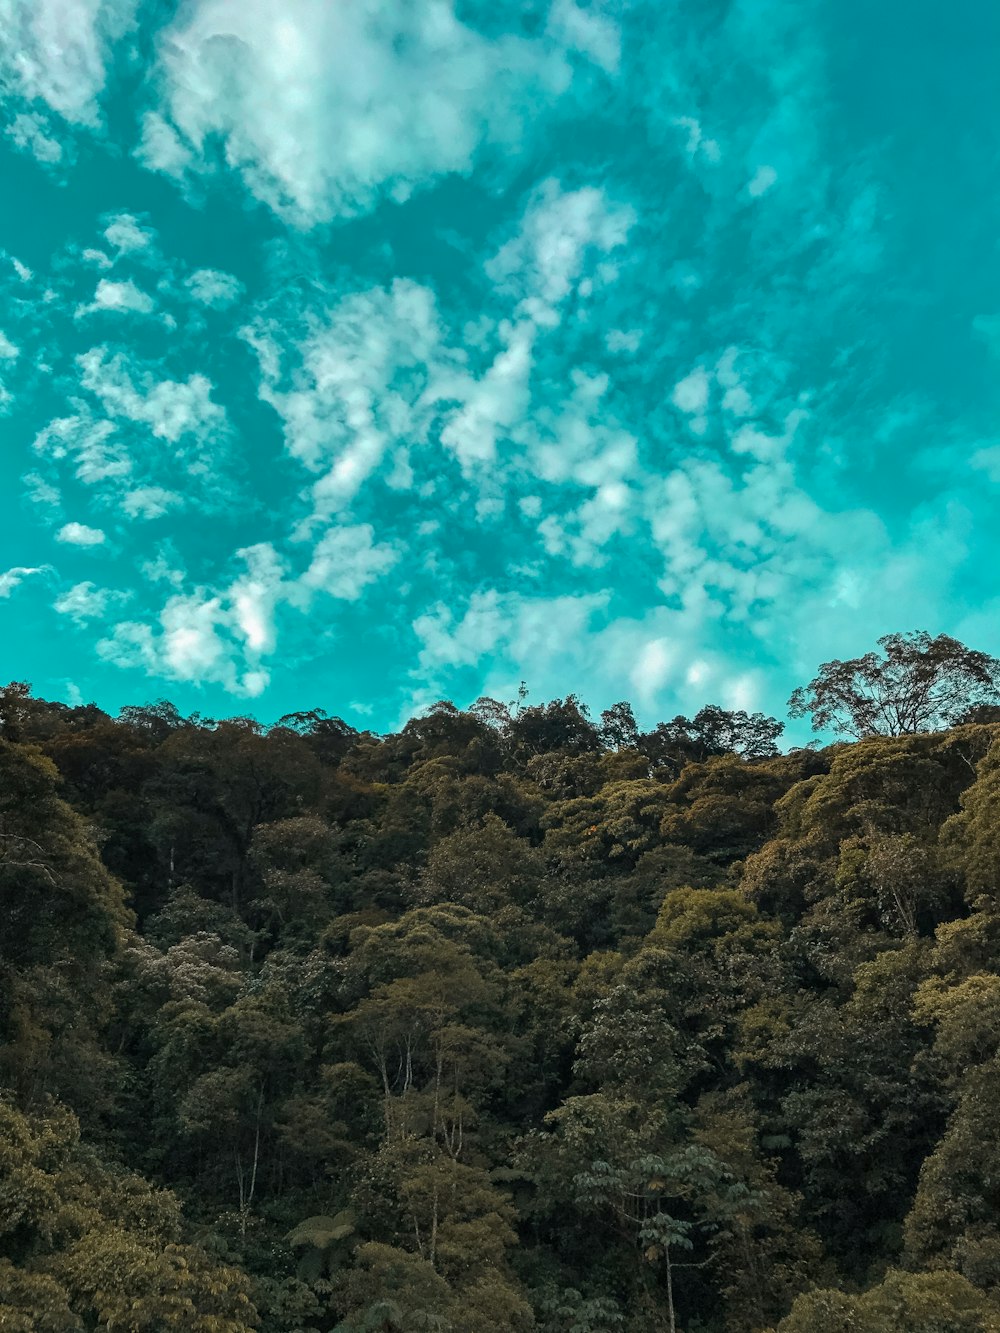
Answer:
xmin=0 ymin=565 xmax=46 ymax=598
xmin=57 ymin=522 xmax=107 ymax=546
xmin=138 ymin=0 xmax=616 ymax=224
xmin=1 ymin=0 xmax=998 ymax=732
xmin=0 ymin=0 xmax=138 ymax=159
xmin=76 ymin=277 xmax=156 ymax=317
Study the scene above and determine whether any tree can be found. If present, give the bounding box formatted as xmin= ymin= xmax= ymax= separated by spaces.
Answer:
xmin=508 ymin=696 xmax=602 ymax=759
xmin=599 ymin=702 xmax=641 ymax=752
xmin=0 ymin=1101 xmax=258 ymax=1332
xmin=0 ymin=737 xmax=130 ymax=1109
xmin=775 ymin=1269 xmax=1000 ymax=1332
xmin=643 ymin=707 xmax=784 ymax=768
xmin=788 ymin=632 xmax=1000 ymax=739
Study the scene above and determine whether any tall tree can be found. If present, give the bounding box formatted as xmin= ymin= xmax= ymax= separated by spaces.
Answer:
xmin=789 ymin=632 xmax=1000 ymax=739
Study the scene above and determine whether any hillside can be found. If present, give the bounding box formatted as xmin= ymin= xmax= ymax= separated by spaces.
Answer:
xmin=3 ymin=682 xmax=1000 ymax=1331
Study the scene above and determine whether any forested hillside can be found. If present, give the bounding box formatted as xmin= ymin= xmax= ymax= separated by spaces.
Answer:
xmin=5 ymin=642 xmax=1000 ymax=1331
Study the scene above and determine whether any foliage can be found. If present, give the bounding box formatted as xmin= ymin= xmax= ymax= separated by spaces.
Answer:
xmin=1 ymin=661 xmax=1000 ymax=1331
xmin=789 ymin=632 xmax=1000 ymax=738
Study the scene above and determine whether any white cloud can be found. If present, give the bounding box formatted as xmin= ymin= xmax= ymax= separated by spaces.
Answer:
xmin=722 ymin=385 xmax=753 ymax=416
xmin=23 ymin=471 xmax=61 ymax=512
xmin=138 ymin=0 xmax=614 ymax=225
xmin=244 ymin=180 xmax=637 ymax=541
xmin=76 ymin=277 xmax=156 ymax=317
xmin=519 ymin=369 xmax=639 ymax=497
xmin=34 ymin=414 xmax=131 ymax=486
xmin=77 ymin=347 xmax=227 ymax=446
xmin=142 ymin=550 xmax=186 ymax=588
xmin=553 ymin=609 xmax=775 ymax=720
xmin=547 ymin=0 xmax=620 ymax=73
xmin=414 ymin=587 xmax=610 ymax=676
xmin=137 ymin=112 xmax=189 ymax=176
xmin=185 ymin=267 xmax=244 ymax=308
xmin=486 ymin=178 xmax=634 ymax=321
xmin=0 ymin=0 xmax=139 ymax=134
xmin=298 ymin=524 xmax=399 ymax=601
xmin=672 ymin=366 xmax=711 ymax=415
xmin=0 ymin=565 xmax=45 ymax=598
xmin=122 ymin=486 xmax=182 ymax=519
xmin=0 ymin=330 xmax=19 ymax=414
xmin=5 ymin=111 xmax=63 ymax=162
xmin=98 ymin=543 xmax=284 ymax=696
xmin=103 ymin=212 xmax=154 ymax=254
xmin=246 ymin=279 xmax=451 ymax=515
xmin=95 ymin=526 xmax=400 ymax=698
xmin=629 ymin=637 xmax=676 ymax=706
xmin=435 ymin=320 xmax=536 ymax=474
xmin=31 ymin=353 xmax=230 ymax=529
xmin=606 ymin=328 xmax=642 ymax=354
xmin=748 ymin=164 xmax=778 ymax=197
xmin=53 ymin=579 xmax=119 ymax=624
xmin=969 ymin=445 xmax=1000 ymax=483
xmin=56 ymin=521 xmax=106 ymax=545
xmin=674 ymin=116 xmax=721 ymax=164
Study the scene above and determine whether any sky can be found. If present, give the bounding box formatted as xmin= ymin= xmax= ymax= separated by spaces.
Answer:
xmin=0 ymin=0 xmax=998 ymax=738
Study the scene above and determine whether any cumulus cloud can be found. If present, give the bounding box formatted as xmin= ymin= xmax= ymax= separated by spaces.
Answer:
xmin=245 ymin=278 xmax=451 ymax=515
xmin=56 ymin=521 xmax=106 ymax=545
xmin=244 ymin=180 xmax=636 ymax=533
xmin=411 ymin=586 xmax=786 ymax=724
xmin=102 ymin=211 xmax=154 ymax=255
xmin=53 ymin=579 xmax=120 ymax=623
xmin=22 ymin=472 xmax=62 ymax=513
xmin=33 ymin=414 xmax=131 ymax=487
xmin=0 ymin=565 xmax=46 ymax=598
xmin=99 ymin=543 xmax=285 ymax=697
xmin=185 ymin=268 xmax=244 ymax=308
xmin=138 ymin=0 xmax=616 ymax=225
xmin=748 ymin=164 xmax=778 ymax=197
xmin=606 ymin=328 xmax=642 ymax=354
xmin=434 ymin=320 xmax=536 ymax=475
xmin=0 ymin=330 xmax=19 ymax=411
xmin=298 ymin=524 xmax=400 ymax=601
xmin=6 ymin=110 xmax=64 ymax=162
xmin=672 ymin=366 xmax=711 ymax=416
xmin=77 ymin=347 xmax=228 ymax=449
xmin=95 ymin=522 xmax=404 ymax=696
xmin=673 ymin=116 xmax=721 ymax=164
xmin=486 ymin=178 xmax=635 ymax=321
xmin=547 ymin=0 xmax=620 ymax=73
xmin=121 ymin=486 xmax=182 ymax=519
xmin=29 ymin=351 xmax=232 ymax=528
xmin=414 ymin=587 xmax=611 ymax=676
xmin=75 ymin=277 xmax=156 ymax=317
xmin=0 ymin=0 xmax=138 ymax=157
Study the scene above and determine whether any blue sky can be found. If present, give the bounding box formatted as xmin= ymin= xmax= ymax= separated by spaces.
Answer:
xmin=1 ymin=0 xmax=998 ymax=737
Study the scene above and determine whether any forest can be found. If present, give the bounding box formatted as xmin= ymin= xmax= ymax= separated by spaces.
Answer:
xmin=5 ymin=631 xmax=1000 ymax=1331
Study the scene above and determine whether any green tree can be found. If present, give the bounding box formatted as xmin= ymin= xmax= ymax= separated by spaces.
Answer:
xmin=789 ymin=633 xmax=1000 ymax=739
xmin=774 ymin=1269 xmax=1000 ymax=1332
xmin=0 ymin=737 xmax=129 ymax=1110
xmin=0 ymin=1100 xmax=258 ymax=1331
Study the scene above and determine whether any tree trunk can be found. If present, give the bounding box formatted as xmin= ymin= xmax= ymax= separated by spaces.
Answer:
xmin=666 ymin=1244 xmax=676 ymax=1333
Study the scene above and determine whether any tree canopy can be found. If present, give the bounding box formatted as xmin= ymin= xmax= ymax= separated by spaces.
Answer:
xmin=788 ymin=631 xmax=1000 ymax=738
xmin=2 ymin=650 xmax=1000 ymax=1330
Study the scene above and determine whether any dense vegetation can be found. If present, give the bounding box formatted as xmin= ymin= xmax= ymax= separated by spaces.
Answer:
xmin=6 ymin=635 xmax=1000 ymax=1331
